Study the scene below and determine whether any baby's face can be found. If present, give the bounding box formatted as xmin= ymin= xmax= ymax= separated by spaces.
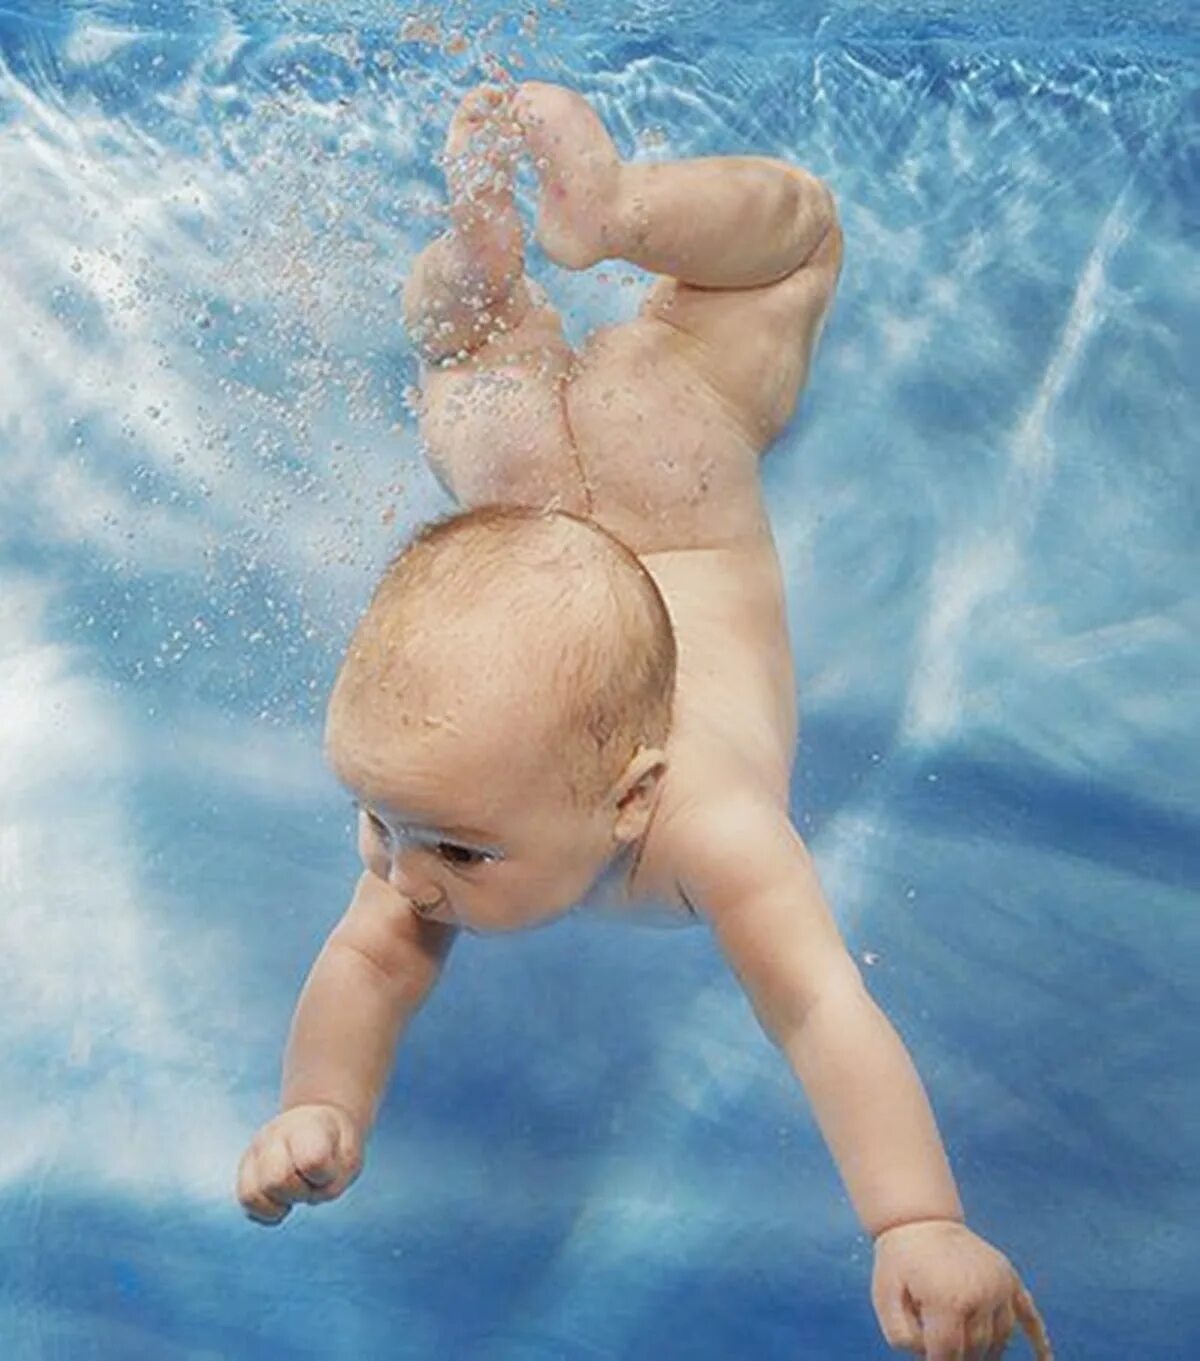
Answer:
xmin=325 ymin=702 xmax=623 ymax=935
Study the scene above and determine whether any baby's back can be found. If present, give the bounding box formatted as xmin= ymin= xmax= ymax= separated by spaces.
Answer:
xmin=561 ymin=322 xmax=799 ymax=921
xmin=609 ymin=536 xmax=798 ymax=924
xmin=568 ymin=316 xmax=797 ymax=781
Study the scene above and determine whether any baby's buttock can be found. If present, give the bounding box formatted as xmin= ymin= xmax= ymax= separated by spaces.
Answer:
xmin=564 ymin=323 xmax=772 ymax=554
xmin=424 ymin=316 xmax=773 ymax=554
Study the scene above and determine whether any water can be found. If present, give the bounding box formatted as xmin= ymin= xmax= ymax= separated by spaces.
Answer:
xmin=1 ymin=2 xmax=1196 ymax=1357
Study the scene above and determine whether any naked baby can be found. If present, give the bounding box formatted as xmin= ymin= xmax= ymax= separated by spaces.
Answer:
xmin=237 ymin=82 xmax=1052 ymax=1361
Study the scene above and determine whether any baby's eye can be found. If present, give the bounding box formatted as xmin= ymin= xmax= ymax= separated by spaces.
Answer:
xmin=364 ymin=812 xmax=390 ymax=840
xmin=436 ymin=842 xmax=488 ymax=869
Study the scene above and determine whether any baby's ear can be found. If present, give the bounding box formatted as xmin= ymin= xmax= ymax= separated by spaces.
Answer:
xmin=613 ymin=747 xmax=667 ymax=834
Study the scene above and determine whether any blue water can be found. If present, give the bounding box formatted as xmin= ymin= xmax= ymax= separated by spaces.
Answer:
xmin=1 ymin=2 xmax=1196 ymax=1357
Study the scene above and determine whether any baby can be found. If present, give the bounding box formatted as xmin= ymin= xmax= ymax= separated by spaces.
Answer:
xmin=237 ymin=83 xmax=1051 ymax=1360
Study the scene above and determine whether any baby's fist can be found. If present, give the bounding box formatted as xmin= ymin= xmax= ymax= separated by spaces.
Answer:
xmin=236 ymin=1103 xmax=363 ymax=1226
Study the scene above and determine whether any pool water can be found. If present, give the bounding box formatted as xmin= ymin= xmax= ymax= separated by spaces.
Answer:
xmin=1 ymin=2 xmax=1196 ymax=1357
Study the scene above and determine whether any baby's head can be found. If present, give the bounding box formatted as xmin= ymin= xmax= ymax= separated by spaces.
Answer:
xmin=324 ymin=505 xmax=677 ymax=934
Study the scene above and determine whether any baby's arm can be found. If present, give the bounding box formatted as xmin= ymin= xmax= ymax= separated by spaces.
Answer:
xmin=237 ymin=872 xmax=455 ymax=1224
xmin=678 ymin=797 xmax=1051 ymax=1359
xmin=681 ymin=799 xmax=961 ymax=1234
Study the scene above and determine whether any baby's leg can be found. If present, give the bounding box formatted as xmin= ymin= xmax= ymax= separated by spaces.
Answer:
xmin=516 ymin=82 xmax=840 ymax=444
xmin=515 ymin=82 xmax=832 ymax=289
xmin=404 ymin=89 xmax=586 ymax=512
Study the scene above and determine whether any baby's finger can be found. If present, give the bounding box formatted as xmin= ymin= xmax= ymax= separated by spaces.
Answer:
xmin=964 ymin=1309 xmax=994 ymax=1360
xmin=255 ymin=1133 xmax=318 ymax=1210
xmin=1014 ymin=1284 xmax=1053 ymax=1360
xmin=285 ymin=1113 xmax=344 ymax=1201
xmin=921 ymin=1307 xmax=967 ymax=1361
xmin=236 ymin=1146 xmax=292 ymax=1226
xmin=985 ymin=1302 xmax=1015 ymax=1360
xmin=287 ymin=1115 xmax=338 ymax=1182
xmin=872 ymin=1282 xmax=923 ymax=1352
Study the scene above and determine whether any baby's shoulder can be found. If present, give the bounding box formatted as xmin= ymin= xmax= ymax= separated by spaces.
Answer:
xmin=655 ymin=762 xmax=796 ymax=886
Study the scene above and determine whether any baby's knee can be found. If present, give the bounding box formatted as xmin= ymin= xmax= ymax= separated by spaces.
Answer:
xmin=781 ymin=165 xmax=836 ymax=225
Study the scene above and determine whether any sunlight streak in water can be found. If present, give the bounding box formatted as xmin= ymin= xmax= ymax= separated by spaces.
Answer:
xmin=902 ymin=185 xmax=1137 ymax=746
xmin=0 ymin=577 xmax=246 ymax=1201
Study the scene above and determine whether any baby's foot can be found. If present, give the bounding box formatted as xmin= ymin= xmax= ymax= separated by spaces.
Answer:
xmin=443 ymin=86 xmax=524 ymax=268
xmin=513 ymin=82 xmax=623 ymax=270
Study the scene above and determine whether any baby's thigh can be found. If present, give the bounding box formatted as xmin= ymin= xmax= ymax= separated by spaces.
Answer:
xmin=639 ymin=223 xmax=843 ymax=447
xmin=417 ymin=306 xmax=588 ymax=512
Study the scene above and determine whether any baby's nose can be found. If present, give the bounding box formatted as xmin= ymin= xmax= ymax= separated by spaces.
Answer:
xmin=387 ymin=844 xmax=440 ymax=901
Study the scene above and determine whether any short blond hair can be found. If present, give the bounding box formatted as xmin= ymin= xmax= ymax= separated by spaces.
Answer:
xmin=331 ymin=505 xmax=677 ymax=808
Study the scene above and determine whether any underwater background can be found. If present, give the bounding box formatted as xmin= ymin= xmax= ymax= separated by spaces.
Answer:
xmin=0 ymin=1 xmax=1196 ymax=1356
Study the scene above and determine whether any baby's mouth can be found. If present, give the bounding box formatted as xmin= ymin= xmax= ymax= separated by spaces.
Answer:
xmin=411 ymin=892 xmax=448 ymax=919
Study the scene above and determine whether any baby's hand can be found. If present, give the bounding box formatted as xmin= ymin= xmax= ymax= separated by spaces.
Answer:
xmin=872 ymin=1220 xmax=1052 ymax=1360
xmin=236 ymin=1103 xmax=363 ymax=1226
